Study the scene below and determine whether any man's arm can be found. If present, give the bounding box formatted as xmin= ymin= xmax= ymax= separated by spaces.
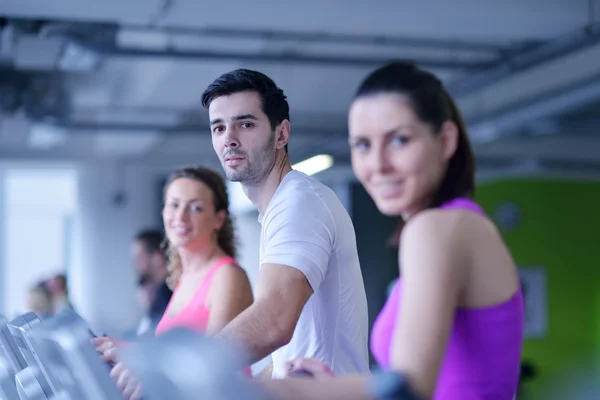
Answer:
xmin=262 ymin=375 xmax=372 ymax=400
xmin=215 ymin=189 xmax=334 ymax=364
xmin=214 ymin=262 xmax=313 ymax=363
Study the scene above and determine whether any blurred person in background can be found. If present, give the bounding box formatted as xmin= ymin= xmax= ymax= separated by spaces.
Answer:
xmin=25 ymin=281 xmax=54 ymax=319
xmin=130 ymin=229 xmax=173 ymax=336
xmin=133 ymin=273 xmax=159 ymax=336
xmin=46 ymin=273 xmax=73 ymax=313
xmin=96 ymin=166 xmax=254 ymax=400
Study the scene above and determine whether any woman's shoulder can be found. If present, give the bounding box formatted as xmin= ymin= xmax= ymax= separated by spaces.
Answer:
xmin=207 ymin=258 xmax=253 ymax=303
xmin=401 ymin=210 xmax=464 ymax=259
xmin=400 ymin=207 xmax=496 ymax=270
xmin=405 ymin=203 xmax=494 ymax=241
xmin=211 ymin=258 xmax=250 ymax=285
xmin=404 ymin=207 xmax=472 ymax=238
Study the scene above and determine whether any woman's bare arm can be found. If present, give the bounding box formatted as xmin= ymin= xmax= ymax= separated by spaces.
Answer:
xmin=389 ymin=210 xmax=467 ymax=398
xmin=205 ymin=264 xmax=254 ymax=336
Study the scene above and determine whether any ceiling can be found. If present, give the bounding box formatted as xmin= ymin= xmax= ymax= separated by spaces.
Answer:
xmin=0 ymin=0 xmax=600 ymax=177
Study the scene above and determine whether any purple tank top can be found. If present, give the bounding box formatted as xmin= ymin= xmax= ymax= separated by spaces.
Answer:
xmin=370 ymin=198 xmax=524 ymax=399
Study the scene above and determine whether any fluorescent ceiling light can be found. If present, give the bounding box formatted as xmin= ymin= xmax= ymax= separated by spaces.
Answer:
xmin=227 ymin=181 xmax=255 ymax=215
xmin=228 ymin=153 xmax=335 ymax=215
xmin=292 ymin=154 xmax=334 ymax=176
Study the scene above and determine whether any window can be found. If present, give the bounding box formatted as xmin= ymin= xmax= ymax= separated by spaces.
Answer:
xmin=2 ymin=168 xmax=77 ymax=318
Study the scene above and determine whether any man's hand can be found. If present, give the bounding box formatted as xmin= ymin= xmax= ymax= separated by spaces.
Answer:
xmin=255 ymin=362 xmax=274 ymax=382
xmin=215 ymin=263 xmax=313 ymax=364
xmin=285 ymin=358 xmax=335 ymax=380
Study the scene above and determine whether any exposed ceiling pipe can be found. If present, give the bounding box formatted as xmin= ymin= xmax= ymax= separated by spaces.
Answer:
xmin=80 ymin=40 xmax=493 ymax=70
xmin=43 ymin=118 xmax=346 ymax=137
xmin=26 ymin=102 xmax=348 ymax=137
xmin=121 ymin=24 xmax=511 ymax=54
xmin=53 ymin=120 xmax=206 ymax=133
xmin=449 ymin=21 xmax=600 ymax=96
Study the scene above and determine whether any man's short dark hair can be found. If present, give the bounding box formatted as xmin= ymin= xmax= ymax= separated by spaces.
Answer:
xmin=135 ymin=229 xmax=165 ymax=254
xmin=201 ymin=69 xmax=290 ymax=152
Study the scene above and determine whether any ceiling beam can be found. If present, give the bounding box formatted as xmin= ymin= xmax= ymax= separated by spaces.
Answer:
xmin=467 ymin=72 xmax=600 ymax=142
xmin=449 ymin=21 xmax=600 ymax=96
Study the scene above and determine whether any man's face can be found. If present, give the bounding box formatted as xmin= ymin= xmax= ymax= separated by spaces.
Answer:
xmin=209 ymin=91 xmax=276 ymax=186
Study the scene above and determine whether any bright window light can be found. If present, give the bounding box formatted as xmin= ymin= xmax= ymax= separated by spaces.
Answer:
xmin=292 ymin=154 xmax=334 ymax=176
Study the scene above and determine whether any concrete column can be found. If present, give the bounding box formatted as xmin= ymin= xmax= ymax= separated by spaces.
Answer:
xmin=71 ymin=161 xmax=158 ymax=335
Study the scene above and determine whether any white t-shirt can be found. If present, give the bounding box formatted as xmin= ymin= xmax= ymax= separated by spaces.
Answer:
xmin=258 ymin=171 xmax=370 ymax=379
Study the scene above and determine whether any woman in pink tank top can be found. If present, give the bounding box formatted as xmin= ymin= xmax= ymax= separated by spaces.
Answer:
xmin=263 ymin=62 xmax=523 ymax=400
xmin=154 ymin=166 xmax=253 ymax=338
xmin=102 ymin=166 xmax=254 ymax=399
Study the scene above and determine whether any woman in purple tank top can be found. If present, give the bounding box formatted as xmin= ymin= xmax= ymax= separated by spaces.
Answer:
xmin=263 ymin=62 xmax=524 ymax=399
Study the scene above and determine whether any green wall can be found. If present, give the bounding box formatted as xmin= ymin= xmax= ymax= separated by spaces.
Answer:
xmin=476 ymin=177 xmax=600 ymax=398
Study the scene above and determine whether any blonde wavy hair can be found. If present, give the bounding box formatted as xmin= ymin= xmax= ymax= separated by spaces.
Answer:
xmin=162 ymin=166 xmax=237 ymax=290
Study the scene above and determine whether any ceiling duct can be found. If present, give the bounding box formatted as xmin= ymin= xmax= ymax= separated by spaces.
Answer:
xmin=0 ymin=68 xmax=29 ymax=113
xmin=0 ymin=68 xmax=68 ymax=118
xmin=22 ymin=77 xmax=71 ymax=121
xmin=1 ymin=20 xmax=112 ymax=71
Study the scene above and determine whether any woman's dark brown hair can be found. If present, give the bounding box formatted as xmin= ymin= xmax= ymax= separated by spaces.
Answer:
xmin=354 ymin=61 xmax=476 ymax=208
xmin=162 ymin=166 xmax=236 ymax=289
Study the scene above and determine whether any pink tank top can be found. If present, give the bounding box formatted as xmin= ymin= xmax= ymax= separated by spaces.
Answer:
xmin=370 ymin=198 xmax=524 ymax=399
xmin=155 ymin=256 xmax=238 ymax=335
xmin=154 ymin=256 xmax=253 ymax=377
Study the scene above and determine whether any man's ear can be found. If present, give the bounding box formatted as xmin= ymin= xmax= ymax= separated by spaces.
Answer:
xmin=276 ymin=120 xmax=291 ymax=150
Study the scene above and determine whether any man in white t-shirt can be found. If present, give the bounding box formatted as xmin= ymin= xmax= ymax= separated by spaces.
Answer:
xmin=201 ymin=69 xmax=369 ymax=379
